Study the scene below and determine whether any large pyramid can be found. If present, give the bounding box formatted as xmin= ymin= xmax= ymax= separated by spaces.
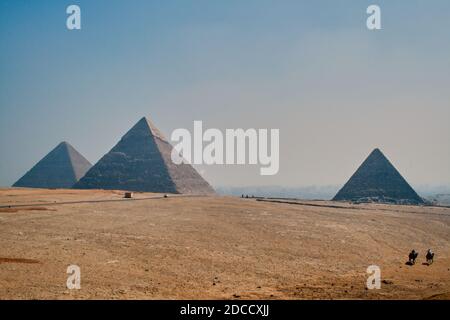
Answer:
xmin=13 ymin=141 xmax=92 ymax=189
xmin=333 ymin=148 xmax=424 ymax=205
xmin=73 ymin=117 xmax=215 ymax=194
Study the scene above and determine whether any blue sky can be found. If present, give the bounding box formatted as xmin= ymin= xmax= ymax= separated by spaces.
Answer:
xmin=1 ymin=0 xmax=450 ymax=188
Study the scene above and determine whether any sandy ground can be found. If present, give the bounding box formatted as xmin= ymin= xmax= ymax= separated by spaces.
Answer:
xmin=0 ymin=188 xmax=449 ymax=300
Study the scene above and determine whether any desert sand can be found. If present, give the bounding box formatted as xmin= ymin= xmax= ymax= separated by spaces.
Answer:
xmin=0 ymin=188 xmax=449 ymax=300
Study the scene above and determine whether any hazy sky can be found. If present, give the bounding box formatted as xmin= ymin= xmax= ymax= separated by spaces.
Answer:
xmin=1 ymin=0 xmax=449 ymax=188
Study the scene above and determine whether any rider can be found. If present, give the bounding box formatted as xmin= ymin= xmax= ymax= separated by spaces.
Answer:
xmin=409 ymin=249 xmax=418 ymax=264
xmin=426 ymin=249 xmax=434 ymax=260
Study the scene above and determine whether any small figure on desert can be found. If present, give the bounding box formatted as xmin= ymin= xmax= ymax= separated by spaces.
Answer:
xmin=426 ymin=249 xmax=434 ymax=265
xmin=408 ymin=249 xmax=418 ymax=265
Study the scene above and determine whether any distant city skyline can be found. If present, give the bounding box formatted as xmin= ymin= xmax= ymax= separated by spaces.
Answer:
xmin=1 ymin=1 xmax=450 ymax=188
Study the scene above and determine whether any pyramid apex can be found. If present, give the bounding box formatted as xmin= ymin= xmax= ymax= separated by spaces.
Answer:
xmin=141 ymin=115 xmax=155 ymax=125
xmin=138 ymin=116 xmax=154 ymax=123
xmin=59 ymin=141 xmax=71 ymax=147
xmin=132 ymin=116 xmax=166 ymax=141
xmin=371 ymin=147 xmax=382 ymax=154
xmin=368 ymin=148 xmax=386 ymax=159
xmin=58 ymin=141 xmax=79 ymax=153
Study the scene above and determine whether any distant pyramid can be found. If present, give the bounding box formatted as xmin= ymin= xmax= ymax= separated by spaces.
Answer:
xmin=73 ymin=117 xmax=215 ymax=194
xmin=13 ymin=141 xmax=92 ymax=189
xmin=333 ymin=148 xmax=424 ymax=205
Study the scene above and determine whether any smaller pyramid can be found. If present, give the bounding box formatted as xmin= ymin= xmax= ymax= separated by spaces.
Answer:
xmin=333 ymin=148 xmax=424 ymax=205
xmin=74 ymin=117 xmax=215 ymax=194
xmin=13 ymin=142 xmax=92 ymax=189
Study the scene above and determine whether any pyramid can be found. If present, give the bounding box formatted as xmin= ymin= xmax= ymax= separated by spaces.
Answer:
xmin=73 ymin=117 xmax=215 ymax=194
xmin=13 ymin=142 xmax=92 ymax=189
xmin=333 ymin=148 xmax=424 ymax=205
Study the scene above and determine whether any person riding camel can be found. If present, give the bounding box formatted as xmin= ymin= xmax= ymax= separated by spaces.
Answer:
xmin=426 ymin=249 xmax=434 ymax=264
xmin=408 ymin=249 xmax=418 ymax=265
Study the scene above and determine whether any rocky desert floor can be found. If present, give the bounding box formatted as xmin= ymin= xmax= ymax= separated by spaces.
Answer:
xmin=0 ymin=188 xmax=449 ymax=300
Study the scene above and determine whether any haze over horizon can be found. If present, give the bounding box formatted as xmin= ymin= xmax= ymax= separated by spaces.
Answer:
xmin=1 ymin=1 xmax=450 ymax=188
